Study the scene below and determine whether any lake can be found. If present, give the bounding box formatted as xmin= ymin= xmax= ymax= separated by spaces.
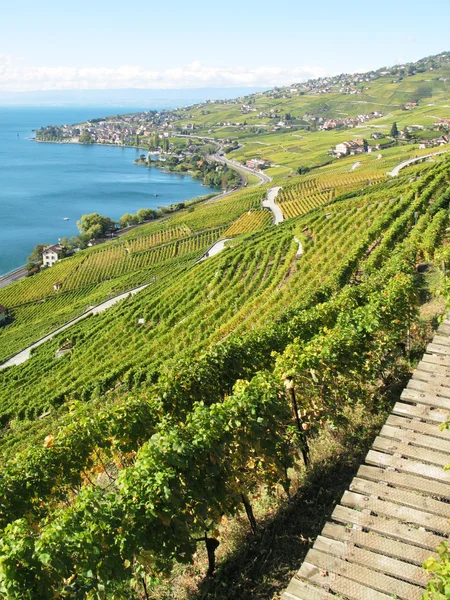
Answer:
xmin=0 ymin=106 xmax=216 ymax=275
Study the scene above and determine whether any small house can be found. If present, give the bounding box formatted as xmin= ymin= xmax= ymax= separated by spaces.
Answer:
xmin=42 ymin=244 xmax=65 ymax=267
xmin=0 ymin=305 xmax=7 ymax=325
xmin=53 ymin=281 xmax=62 ymax=291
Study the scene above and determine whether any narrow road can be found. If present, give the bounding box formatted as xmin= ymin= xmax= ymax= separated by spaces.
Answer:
xmin=0 ymin=283 xmax=150 ymax=370
xmin=211 ymin=152 xmax=272 ymax=185
xmin=262 ymin=187 xmax=284 ymax=224
xmin=387 ymin=149 xmax=450 ymax=177
xmin=198 ymin=238 xmax=233 ymax=262
xmin=0 ymin=266 xmax=28 ymax=289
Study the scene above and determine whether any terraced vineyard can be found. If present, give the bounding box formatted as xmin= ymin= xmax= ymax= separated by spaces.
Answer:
xmin=2 ymin=52 xmax=450 ymax=599
xmin=0 ymin=161 xmax=447 ymax=436
xmin=0 ymin=157 xmax=449 ymax=599
xmin=0 ymin=186 xmax=274 ymax=363
xmin=122 ymin=223 xmax=192 ymax=248
xmin=276 ymin=170 xmax=386 ymax=218
xmin=165 ymin=186 xmax=266 ymax=230
xmin=0 ymin=228 xmax=226 ymax=363
xmin=223 ymin=208 xmax=273 ymax=236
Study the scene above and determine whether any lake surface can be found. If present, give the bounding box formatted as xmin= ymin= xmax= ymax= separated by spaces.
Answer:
xmin=0 ymin=106 xmax=216 ymax=275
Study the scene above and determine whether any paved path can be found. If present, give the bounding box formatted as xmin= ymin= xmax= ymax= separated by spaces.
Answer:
xmin=281 ymin=317 xmax=450 ymax=600
xmin=387 ymin=149 xmax=450 ymax=177
xmin=294 ymin=237 xmax=303 ymax=256
xmin=198 ymin=238 xmax=233 ymax=262
xmin=262 ymin=187 xmax=284 ymax=224
xmin=0 ymin=283 xmax=150 ymax=370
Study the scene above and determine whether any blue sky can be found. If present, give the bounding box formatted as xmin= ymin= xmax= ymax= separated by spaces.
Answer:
xmin=1 ymin=0 xmax=449 ymax=90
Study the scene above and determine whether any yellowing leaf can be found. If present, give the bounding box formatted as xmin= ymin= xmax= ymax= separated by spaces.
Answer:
xmin=43 ymin=434 xmax=54 ymax=448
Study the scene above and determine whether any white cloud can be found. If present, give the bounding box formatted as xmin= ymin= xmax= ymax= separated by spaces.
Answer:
xmin=0 ymin=55 xmax=327 ymax=91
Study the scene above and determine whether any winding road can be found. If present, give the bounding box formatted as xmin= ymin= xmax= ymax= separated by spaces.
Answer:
xmin=387 ymin=149 xmax=450 ymax=177
xmin=262 ymin=187 xmax=284 ymax=224
xmin=211 ymin=151 xmax=272 ymax=186
xmin=198 ymin=186 xmax=284 ymax=263
xmin=198 ymin=238 xmax=233 ymax=262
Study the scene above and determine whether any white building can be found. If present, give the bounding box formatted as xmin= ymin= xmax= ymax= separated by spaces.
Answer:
xmin=335 ymin=138 xmax=367 ymax=156
xmin=42 ymin=244 xmax=65 ymax=267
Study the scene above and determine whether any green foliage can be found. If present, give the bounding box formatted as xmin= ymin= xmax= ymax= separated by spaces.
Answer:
xmin=76 ymin=213 xmax=116 ymax=239
xmin=423 ymin=543 xmax=450 ymax=599
xmin=26 ymin=244 xmax=46 ymax=265
xmin=390 ymin=122 xmax=399 ymax=138
xmin=118 ymin=213 xmax=139 ymax=228
xmin=79 ymin=131 xmax=94 ymax=144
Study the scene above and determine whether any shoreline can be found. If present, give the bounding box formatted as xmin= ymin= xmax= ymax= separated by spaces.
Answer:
xmin=0 ymin=136 xmax=261 ymax=285
xmin=0 ymin=140 xmax=221 ymax=281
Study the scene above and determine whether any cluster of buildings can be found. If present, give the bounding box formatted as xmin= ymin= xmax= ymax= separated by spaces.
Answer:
xmin=245 ymin=158 xmax=270 ymax=170
xmin=320 ymin=112 xmax=383 ymax=130
xmin=334 ymin=139 xmax=368 ymax=157
xmin=37 ymin=109 xmax=187 ymax=146
xmin=435 ymin=119 xmax=450 ymax=129
xmin=419 ymin=135 xmax=450 ymax=149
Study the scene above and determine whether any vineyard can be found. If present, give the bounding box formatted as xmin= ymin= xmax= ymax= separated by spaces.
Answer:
xmin=0 ymin=152 xmax=448 ymax=598
xmin=0 ymin=182 xmax=276 ymax=364
xmin=0 ymin=228 xmax=225 ymax=363
xmin=0 ymin=158 xmax=449 ymax=599
xmin=276 ymin=170 xmax=387 ymax=218
xmin=1 ymin=50 xmax=450 ymax=599
xmin=163 ymin=186 xmax=265 ymax=230
xmin=223 ymin=208 xmax=273 ymax=237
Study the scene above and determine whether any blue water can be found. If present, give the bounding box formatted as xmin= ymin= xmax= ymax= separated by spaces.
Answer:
xmin=0 ymin=107 xmax=216 ymax=275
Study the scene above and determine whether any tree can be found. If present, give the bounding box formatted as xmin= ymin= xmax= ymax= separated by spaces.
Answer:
xmin=390 ymin=122 xmax=399 ymax=138
xmin=79 ymin=131 xmax=94 ymax=144
xmin=27 ymin=244 xmax=46 ymax=265
xmin=164 ymin=137 xmax=170 ymax=152
xmin=77 ymin=213 xmax=116 ymax=239
xmin=119 ymin=213 xmax=139 ymax=229
xmin=137 ymin=208 xmax=157 ymax=222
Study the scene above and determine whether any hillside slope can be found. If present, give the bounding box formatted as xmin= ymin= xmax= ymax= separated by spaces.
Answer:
xmin=0 ymin=53 xmax=450 ymax=599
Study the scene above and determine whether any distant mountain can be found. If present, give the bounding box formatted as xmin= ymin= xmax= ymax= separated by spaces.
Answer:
xmin=0 ymin=87 xmax=267 ymax=107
